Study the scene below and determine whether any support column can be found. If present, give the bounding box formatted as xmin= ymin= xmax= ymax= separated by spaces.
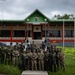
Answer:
xmin=45 ymin=23 xmax=46 ymax=39
xmin=41 ymin=24 xmax=43 ymax=39
xmin=48 ymin=24 xmax=50 ymax=41
xmin=10 ymin=25 xmax=12 ymax=42
xmin=24 ymin=24 xmax=26 ymax=41
xmin=47 ymin=24 xmax=50 ymax=38
xmin=62 ymin=20 xmax=65 ymax=47
xmin=32 ymin=25 xmax=34 ymax=39
xmin=27 ymin=23 xmax=28 ymax=39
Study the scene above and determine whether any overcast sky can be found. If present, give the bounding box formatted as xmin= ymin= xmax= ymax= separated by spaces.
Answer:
xmin=0 ymin=0 xmax=75 ymax=20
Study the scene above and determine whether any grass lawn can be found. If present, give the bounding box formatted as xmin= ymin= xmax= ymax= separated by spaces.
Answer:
xmin=48 ymin=47 xmax=75 ymax=75
xmin=0 ymin=65 xmax=21 ymax=75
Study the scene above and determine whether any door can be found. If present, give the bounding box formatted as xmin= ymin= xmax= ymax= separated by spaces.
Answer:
xmin=34 ymin=32 xmax=41 ymax=39
xmin=32 ymin=25 xmax=42 ymax=39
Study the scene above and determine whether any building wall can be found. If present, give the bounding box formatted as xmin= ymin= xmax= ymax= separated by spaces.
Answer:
xmin=33 ymin=26 xmax=41 ymax=32
xmin=0 ymin=26 xmax=10 ymax=30
xmin=65 ymin=26 xmax=74 ymax=30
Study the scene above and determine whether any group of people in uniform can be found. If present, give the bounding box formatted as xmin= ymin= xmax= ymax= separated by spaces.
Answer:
xmin=0 ymin=40 xmax=65 ymax=72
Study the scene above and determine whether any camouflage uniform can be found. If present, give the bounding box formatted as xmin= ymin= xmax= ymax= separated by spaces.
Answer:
xmin=49 ymin=47 xmax=56 ymax=72
xmin=41 ymin=42 xmax=45 ymax=50
xmin=31 ymin=50 xmax=38 ymax=70
xmin=21 ymin=51 xmax=27 ymax=70
xmin=58 ymin=48 xmax=65 ymax=71
xmin=44 ymin=50 xmax=49 ymax=71
xmin=9 ymin=43 xmax=14 ymax=62
xmin=14 ymin=42 xmax=19 ymax=50
xmin=19 ymin=42 xmax=25 ymax=53
xmin=27 ymin=50 xmax=32 ymax=70
xmin=13 ymin=47 xmax=20 ymax=66
xmin=38 ymin=50 xmax=44 ymax=71
xmin=5 ymin=46 xmax=11 ymax=65
xmin=56 ymin=48 xmax=60 ymax=70
xmin=0 ymin=45 xmax=5 ymax=64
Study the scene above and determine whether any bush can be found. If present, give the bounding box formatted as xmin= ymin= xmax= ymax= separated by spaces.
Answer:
xmin=0 ymin=64 xmax=21 ymax=75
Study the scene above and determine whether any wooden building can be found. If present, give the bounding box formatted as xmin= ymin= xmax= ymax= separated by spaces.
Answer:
xmin=0 ymin=9 xmax=75 ymax=46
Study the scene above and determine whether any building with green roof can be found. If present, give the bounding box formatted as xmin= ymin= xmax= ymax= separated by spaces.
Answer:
xmin=0 ymin=9 xmax=75 ymax=46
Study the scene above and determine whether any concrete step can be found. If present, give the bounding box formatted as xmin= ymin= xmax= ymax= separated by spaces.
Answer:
xmin=30 ymin=40 xmax=44 ymax=44
xmin=21 ymin=71 xmax=48 ymax=75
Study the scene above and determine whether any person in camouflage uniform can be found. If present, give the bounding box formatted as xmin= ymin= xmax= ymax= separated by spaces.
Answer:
xmin=19 ymin=42 xmax=25 ymax=53
xmin=0 ymin=45 xmax=5 ymax=64
xmin=9 ymin=42 xmax=13 ymax=62
xmin=31 ymin=50 xmax=38 ymax=70
xmin=38 ymin=49 xmax=44 ymax=71
xmin=41 ymin=42 xmax=45 ymax=50
xmin=58 ymin=48 xmax=65 ymax=71
xmin=27 ymin=50 xmax=32 ymax=70
xmin=21 ymin=51 xmax=27 ymax=70
xmin=56 ymin=48 xmax=60 ymax=70
xmin=30 ymin=41 xmax=36 ymax=52
xmin=44 ymin=50 xmax=49 ymax=71
xmin=5 ymin=46 xmax=11 ymax=65
xmin=49 ymin=46 xmax=57 ymax=72
xmin=13 ymin=47 xmax=20 ymax=66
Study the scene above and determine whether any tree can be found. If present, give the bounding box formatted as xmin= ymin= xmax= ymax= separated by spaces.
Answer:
xmin=53 ymin=14 xmax=75 ymax=19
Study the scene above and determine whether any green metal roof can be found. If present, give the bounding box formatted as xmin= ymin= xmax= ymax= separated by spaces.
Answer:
xmin=0 ymin=19 xmax=74 ymax=22
xmin=24 ymin=9 xmax=50 ymax=22
xmin=0 ymin=20 xmax=24 ymax=22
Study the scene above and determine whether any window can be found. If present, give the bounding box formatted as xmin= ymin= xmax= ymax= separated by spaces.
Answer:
xmin=13 ymin=30 xmax=25 ymax=37
xmin=49 ymin=30 xmax=61 ymax=37
xmin=42 ymin=30 xmax=61 ymax=37
xmin=65 ymin=30 xmax=74 ymax=37
xmin=0 ymin=30 xmax=10 ymax=37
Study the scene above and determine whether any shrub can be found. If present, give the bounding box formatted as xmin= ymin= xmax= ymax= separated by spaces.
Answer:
xmin=0 ymin=64 xmax=21 ymax=75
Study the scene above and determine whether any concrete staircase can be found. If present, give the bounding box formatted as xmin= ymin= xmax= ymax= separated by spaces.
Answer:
xmin=29 ymin=40 xmax=44 ymax=45
xmin=21 ymin=71 xmax=48 ymax=75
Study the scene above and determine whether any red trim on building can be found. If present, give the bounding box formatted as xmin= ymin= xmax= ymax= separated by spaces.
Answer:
xmin=0 ymin=39 xmax=74 ymax=43
xmin=50 ymin=39 xmax=74 ymax=43
xmin=0 ymin=39 xmax=26 ymax=42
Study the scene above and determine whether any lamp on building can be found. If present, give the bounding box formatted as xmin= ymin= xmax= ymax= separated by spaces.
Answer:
xmin=27 ymin=19 xmax=29 ymax=22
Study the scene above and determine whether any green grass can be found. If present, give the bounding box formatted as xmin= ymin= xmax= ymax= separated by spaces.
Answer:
xmin=48 ymin=47 xmax=75 ymax=75
xmin=0 ymin=64 xmax=21 ymax=75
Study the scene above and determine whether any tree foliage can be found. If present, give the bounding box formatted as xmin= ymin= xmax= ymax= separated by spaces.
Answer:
xmin=53 ymin=14 xmax=75 ymax=19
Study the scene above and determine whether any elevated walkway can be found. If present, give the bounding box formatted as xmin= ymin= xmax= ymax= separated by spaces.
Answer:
xmin=21 ymin=71 xmax=48 ymax=75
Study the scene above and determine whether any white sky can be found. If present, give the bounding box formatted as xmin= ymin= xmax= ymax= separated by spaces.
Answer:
xmin=0 ymin=0 xmax=75 ymax=20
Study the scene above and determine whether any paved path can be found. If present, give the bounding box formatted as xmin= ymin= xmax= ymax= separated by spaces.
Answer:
xmin=21 ymin=71 xmax=48 ymax=75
